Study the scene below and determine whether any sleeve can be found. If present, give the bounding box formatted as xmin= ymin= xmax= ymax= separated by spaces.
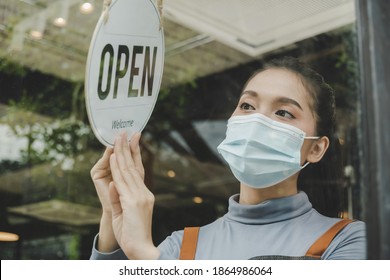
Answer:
xmin=89 ymin=230 xmax=185 ymax=260
xmin=322 ymin=220 xmax=367 ymax=260
xmin=89 ymin=234 xmax=128 ymax=260
xmin=156 ymin=230 xmax=184 ymax=260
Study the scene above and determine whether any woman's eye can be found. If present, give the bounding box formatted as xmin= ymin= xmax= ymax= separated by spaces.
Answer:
xmin=275 ymin=110 xmax=295 ymax=119
xmin=239 ymin=102 xmax=255 ymax=111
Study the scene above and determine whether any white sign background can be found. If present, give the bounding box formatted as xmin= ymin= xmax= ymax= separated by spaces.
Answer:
xmin=85 ymin=0 xmax=164 ymax=147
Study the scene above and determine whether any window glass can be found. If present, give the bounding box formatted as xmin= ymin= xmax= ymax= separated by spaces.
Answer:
xmin=0 ymin=1 xmax=361 ymax=259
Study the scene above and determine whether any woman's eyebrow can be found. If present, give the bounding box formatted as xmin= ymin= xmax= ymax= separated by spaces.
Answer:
xmin=240 ymin=90 xmax=303 ymax=111
xmin=276 ymin=97 xmax=303 ymax=111
xmin=240 ymin=90 xmax=258 ymax=97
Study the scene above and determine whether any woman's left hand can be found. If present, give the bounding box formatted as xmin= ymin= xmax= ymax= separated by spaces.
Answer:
xmin=109 ymin=132 xmax=160 ymax=260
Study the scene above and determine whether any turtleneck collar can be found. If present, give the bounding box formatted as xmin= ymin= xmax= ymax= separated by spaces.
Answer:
xmin=224 ymin=191 xmax=312 ymax=225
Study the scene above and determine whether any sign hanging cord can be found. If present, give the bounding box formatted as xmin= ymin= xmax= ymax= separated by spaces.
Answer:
xmin=157 ymin=0 xmax=163 ymax=30
xmin=102 ymin=0 xmax=163 ymax=28
xmin=103 ymin=0 xmax=112 ymax=23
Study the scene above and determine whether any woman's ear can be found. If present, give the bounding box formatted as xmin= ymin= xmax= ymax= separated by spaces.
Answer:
xmin=307 ymin=136 xmax=330 ymax=163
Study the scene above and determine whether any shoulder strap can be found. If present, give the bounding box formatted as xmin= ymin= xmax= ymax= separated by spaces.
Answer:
xmin=305 ymin=219 xmax=354 ymax=258
xmin=179 ymin=227 xmax=200 ymax=260
xmin=179 ymin=220 xmax=353 ymax=260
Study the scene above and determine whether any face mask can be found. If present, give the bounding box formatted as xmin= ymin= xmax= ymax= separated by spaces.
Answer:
xmin=217 ymin=113 xmax=319 ymax=189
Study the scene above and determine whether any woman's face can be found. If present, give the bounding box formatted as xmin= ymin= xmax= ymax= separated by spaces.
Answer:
xmin=232 ymin=68 xmax=318 ymax=164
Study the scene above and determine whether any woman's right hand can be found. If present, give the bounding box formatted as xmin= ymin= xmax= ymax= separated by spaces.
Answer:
xmin=108 ymin=132 xmax=159 ymax=260
xmin=91 ymin=147 xmax=118 ymax=252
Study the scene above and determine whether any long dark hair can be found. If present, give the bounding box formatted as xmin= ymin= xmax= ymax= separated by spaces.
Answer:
xmin=246 ymin=56 xmax=343 ymax=217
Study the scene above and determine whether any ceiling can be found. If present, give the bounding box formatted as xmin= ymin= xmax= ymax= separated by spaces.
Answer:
xmin=0 ymin=0 xmax=355 ymax=88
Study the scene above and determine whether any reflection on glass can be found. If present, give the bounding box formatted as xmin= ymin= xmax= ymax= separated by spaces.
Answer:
xmin=0 ymin=1 xmax=361 ymax=259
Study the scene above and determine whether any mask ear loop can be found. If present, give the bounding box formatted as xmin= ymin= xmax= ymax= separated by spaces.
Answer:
xmin=301 ymin=136 xmax=320 ymax=168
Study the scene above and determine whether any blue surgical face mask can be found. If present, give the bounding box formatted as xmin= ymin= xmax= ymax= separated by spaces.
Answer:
xmin=217 ymin=113 xmax=319 ymax=189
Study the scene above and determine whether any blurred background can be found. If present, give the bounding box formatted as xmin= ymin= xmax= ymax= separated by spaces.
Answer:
xmin=0 ymin=0 xmax=364 ymax=259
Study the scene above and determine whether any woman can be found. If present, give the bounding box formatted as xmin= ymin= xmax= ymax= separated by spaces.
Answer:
xmin=89 ymin=57 xmax=366 ymax=260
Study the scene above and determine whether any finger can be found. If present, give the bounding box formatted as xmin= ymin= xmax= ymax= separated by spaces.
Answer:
xmin=112 ymin=133 xmax=146 ymax=192
xmin=102 ymin=146 xmax=114 ymax=160
xmin=129 ymin=132 xmax=141 ymax=152
xmin=108 ymin=181 xmax=122 ymax=219
xmin=110 ymin=151 xmax=144 ymax=198
xmin=109 ymin=153 xmax=127 ymax=192
xmin=115 ymin=132 xmax=135 ymax=171
xmin=97 ymin=147 xmax=114 ymax=166
xmin=98 ymin=147 xmax=114 ymax=169
xmin=91 ymin=147 xmax=113 ymax=179
xmin=116 ymin=132 xmax=144 ymax=186
xmin=113 ymin=133 xmax=133 ymax=178
xmin=130 ymin=132 xmax=145 ymax=179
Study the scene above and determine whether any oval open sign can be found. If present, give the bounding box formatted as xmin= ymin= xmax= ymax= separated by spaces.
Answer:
xmin=85 ymin=0 xmax=164 ymax=147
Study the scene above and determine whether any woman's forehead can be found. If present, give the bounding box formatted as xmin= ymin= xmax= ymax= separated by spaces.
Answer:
xmin=246 ymin=68 xmax=303 ymax=91
xmin=244 ymin=68 xmax=315 ymax=110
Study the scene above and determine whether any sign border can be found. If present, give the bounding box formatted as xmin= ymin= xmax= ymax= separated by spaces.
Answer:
xmin=85 ymin=0 xmax=165 ymax=147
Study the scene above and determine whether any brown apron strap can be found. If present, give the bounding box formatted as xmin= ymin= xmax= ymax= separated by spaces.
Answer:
xmin=179 ymin=227 xmax=200 ymax=260
xmin=305 ymin=219 xmax=354 ymax=258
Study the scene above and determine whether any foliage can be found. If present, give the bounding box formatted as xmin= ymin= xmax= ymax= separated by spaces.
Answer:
xmin=0 ymin=57 xmax=27 ymax=76
xmin=0 ymin=159 xmax=25 ymax=174
xmin=68 ymin=234 xmax=81 ymax=260
xmin=334 ymin=25 xmax=359 ymax=111
xmin=1 ymin=91 xmax=92 ymax=167
xmin=146 ymin=81 xmax=196 ymax=139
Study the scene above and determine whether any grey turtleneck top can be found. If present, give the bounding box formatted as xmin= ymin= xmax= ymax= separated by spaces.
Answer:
xmin=90 ymin=192 xmax=366 ymax=260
